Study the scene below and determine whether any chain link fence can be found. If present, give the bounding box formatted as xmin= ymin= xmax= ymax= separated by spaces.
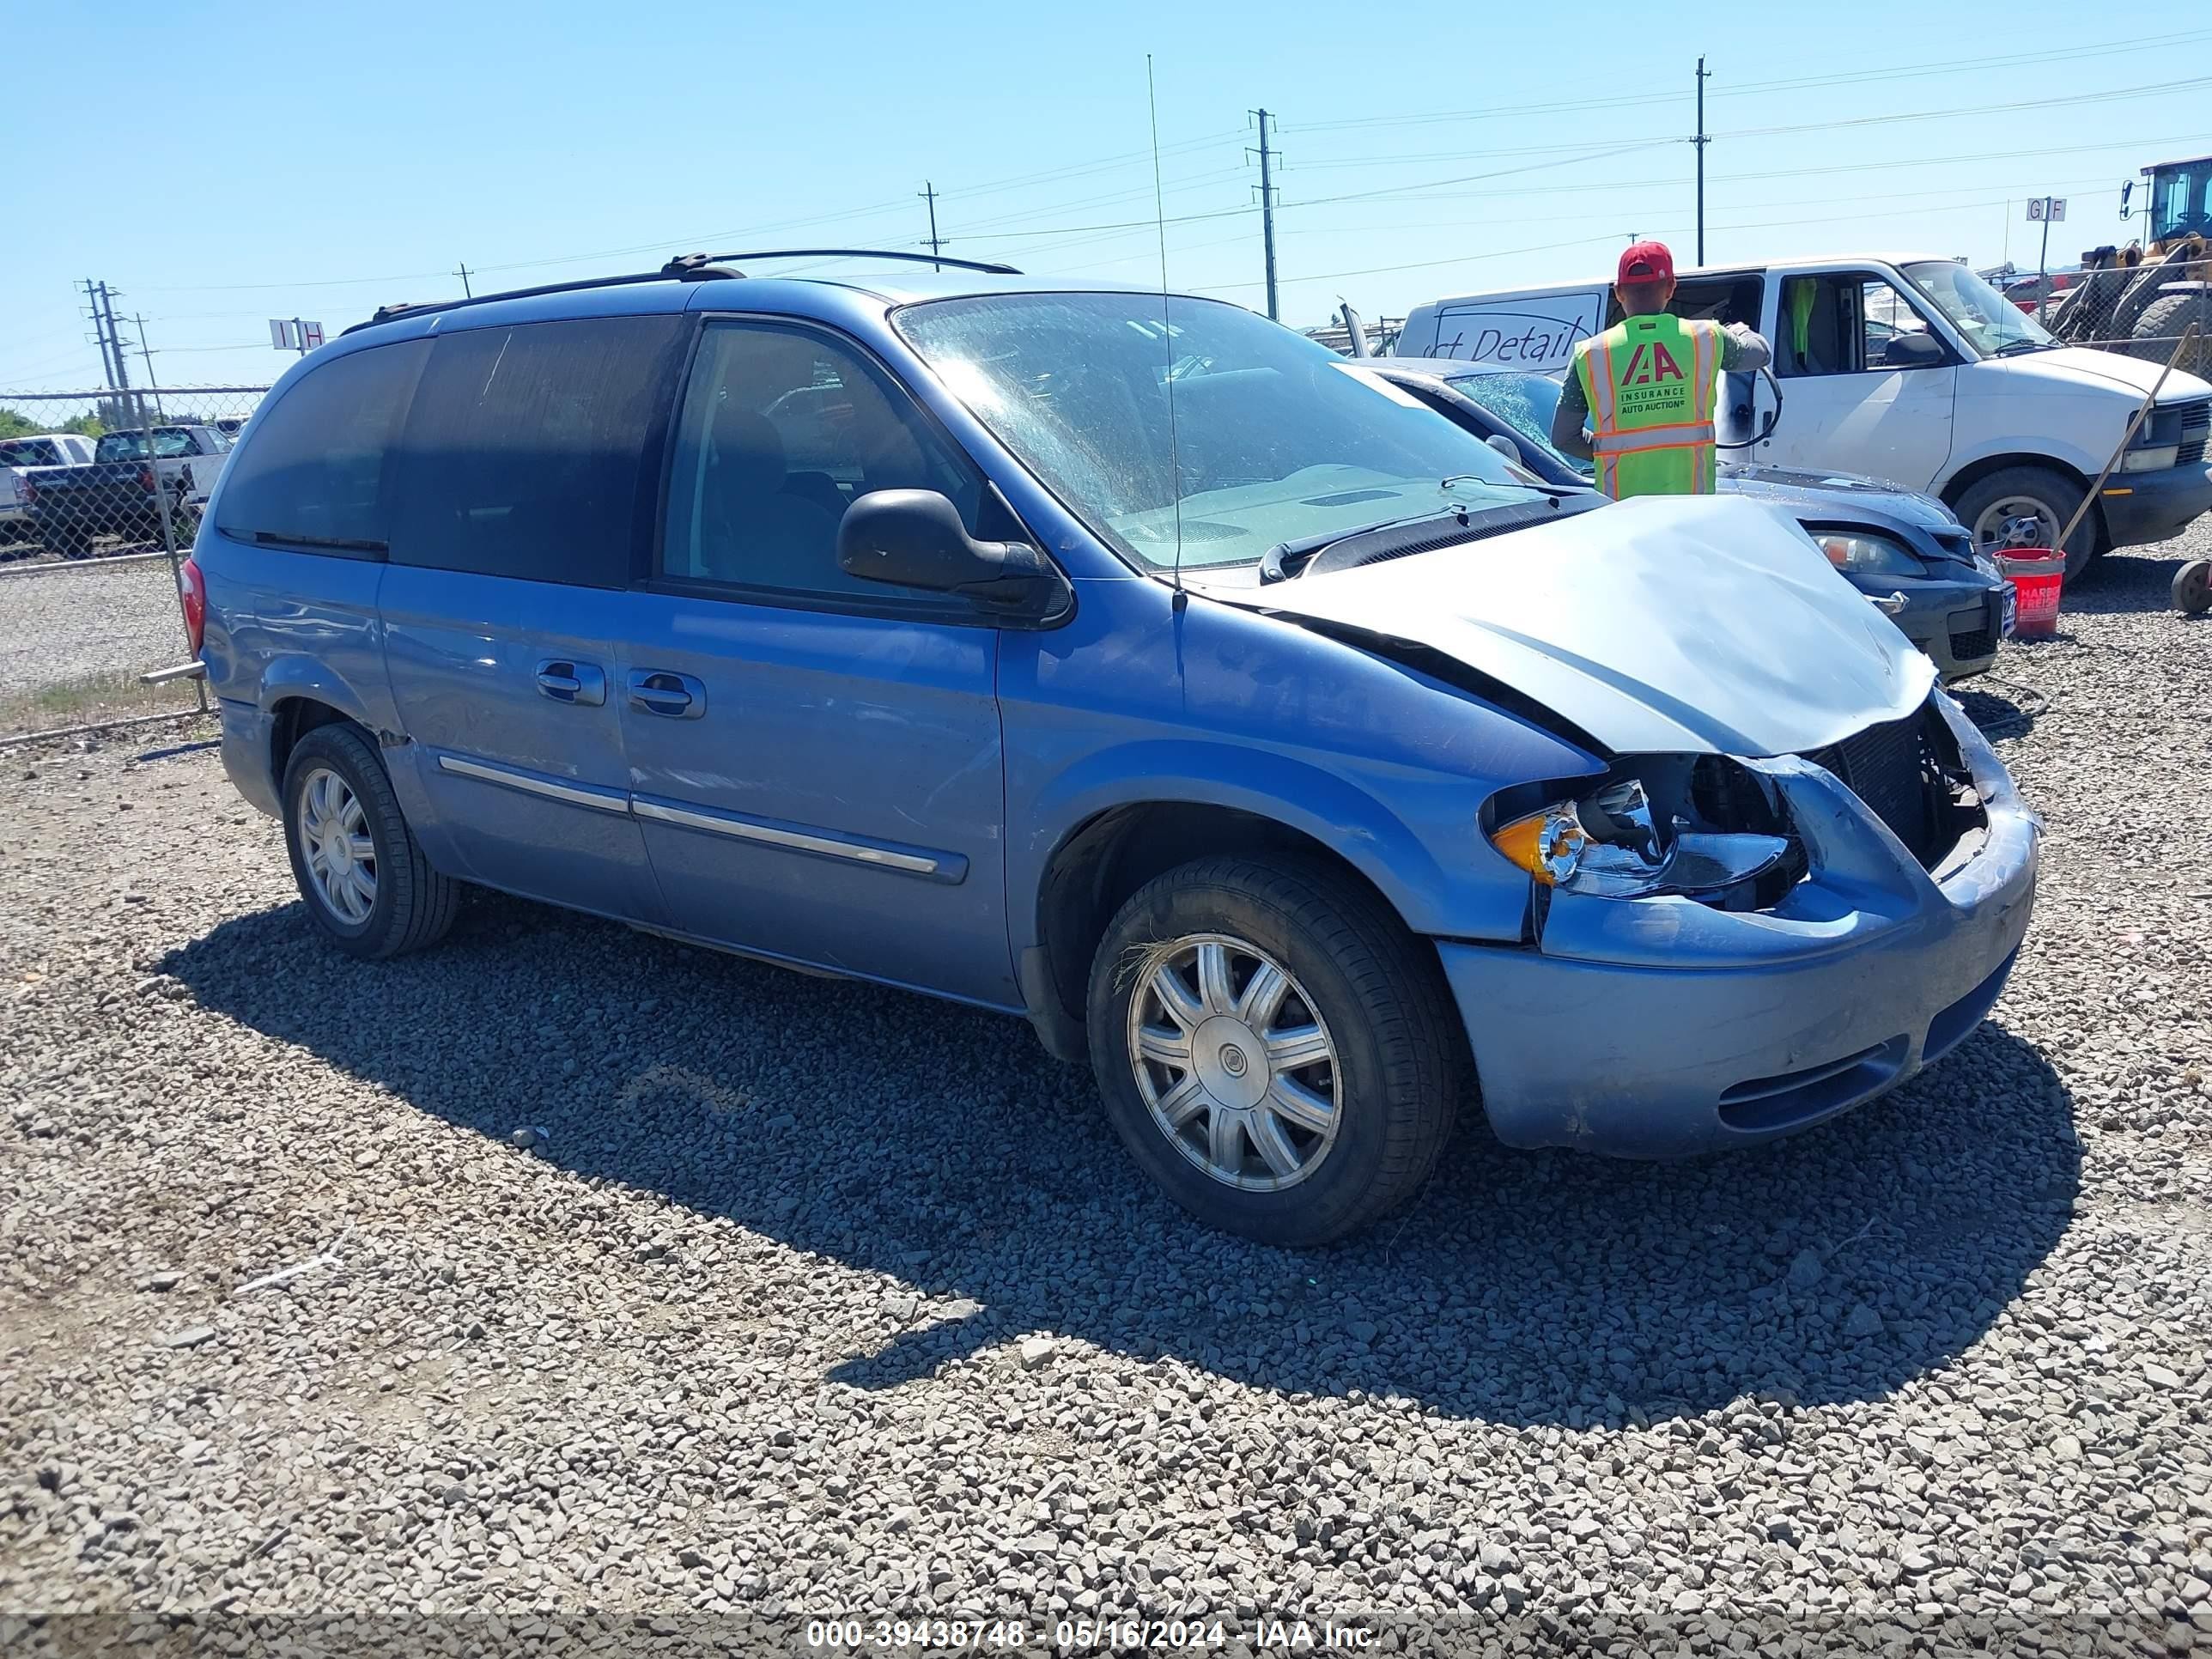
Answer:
xmin=1 ymin=384 xmax=269 ymax=743
xmin=2014 ymin=242 xmax=2212 ymax=378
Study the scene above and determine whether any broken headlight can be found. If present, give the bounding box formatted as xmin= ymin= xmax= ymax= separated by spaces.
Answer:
xmin=1488 ymin=770 xmax=1793 ymax=901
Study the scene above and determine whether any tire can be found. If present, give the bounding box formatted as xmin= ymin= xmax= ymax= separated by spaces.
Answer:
xmin=2127 ymin=291 xmax=2212 ymax=379
xmin=2175 ymin=558 xmax=2212 ymax=616
xmin=281 ymin=722 xmax=459 ymax=959
xmin=1950 ymin=465 xmax=2100 ymax=584
xmin=1085 ymin=854 xmax=1462 ymax=1247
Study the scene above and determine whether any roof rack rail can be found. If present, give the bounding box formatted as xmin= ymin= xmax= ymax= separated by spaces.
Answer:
xmin=661 ymin=248 xmax=1022 ymax=276
xmin=346 ymin=247 xmax=1021 ymax=336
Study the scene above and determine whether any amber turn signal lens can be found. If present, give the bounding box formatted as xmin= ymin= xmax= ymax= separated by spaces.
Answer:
xmin=1490 ymin=805 xmax=1587 ymax=885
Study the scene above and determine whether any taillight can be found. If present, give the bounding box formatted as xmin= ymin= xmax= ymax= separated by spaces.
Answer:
xmin=179 ymin=554 xmax=206 ymax=654
xmin=19 ymin=474 xmax=35 ymax=503
xmin=138 ymin=464 xmax=156 ymax=492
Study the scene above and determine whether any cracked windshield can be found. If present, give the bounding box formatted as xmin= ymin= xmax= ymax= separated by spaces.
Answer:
xmin=900 ymin=291 xmax=1534 ymax=568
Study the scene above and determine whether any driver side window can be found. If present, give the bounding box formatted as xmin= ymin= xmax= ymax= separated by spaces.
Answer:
xmin=1775 ymin=276 xmax=1942 ymax=377
xmin=661 ymin=322 xmax=983 ymax=603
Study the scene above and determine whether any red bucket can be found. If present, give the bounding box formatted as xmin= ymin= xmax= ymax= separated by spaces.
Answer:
xmin=2001 ymin=552 xmax=2066 ymax=641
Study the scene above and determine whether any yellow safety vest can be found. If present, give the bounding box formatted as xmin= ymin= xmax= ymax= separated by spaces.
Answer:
xmin=1571 ymin=313 xmax=1721 ymax=500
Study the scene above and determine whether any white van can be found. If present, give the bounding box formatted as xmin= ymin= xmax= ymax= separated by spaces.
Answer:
xmin=1396 ymin=253 xmax=2212 ymax=577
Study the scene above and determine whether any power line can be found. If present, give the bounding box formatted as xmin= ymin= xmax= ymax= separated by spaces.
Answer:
xmin=1283 ymin=27 xmax=2212 ymax=135
xmin=1188 ymin=189 xmax=2071 ymax=297
xmin=1715 ymin=74 xmax=2212 ymax=139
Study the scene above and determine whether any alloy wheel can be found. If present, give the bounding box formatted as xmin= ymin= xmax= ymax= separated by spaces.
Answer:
xmin=297 ymin=766 xmax=377 ymax=925
xmin=1125 ymin=933 xmax=1342 ymax=1191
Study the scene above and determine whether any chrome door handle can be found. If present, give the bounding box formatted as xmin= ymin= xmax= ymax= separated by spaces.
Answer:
xmin=536 ymin=660 xmax=606 ymax=706
xmin=628 ymin=669 xmax=706 ymax=719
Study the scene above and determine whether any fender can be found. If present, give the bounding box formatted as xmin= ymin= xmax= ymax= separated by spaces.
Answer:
xmin=256 ymin=653 xmax=381 ymax=729
xmin=1932 ymin=440 xmax=2100 ymax=501
xmin=1012 ymin=737 xmax=1534 ymax=952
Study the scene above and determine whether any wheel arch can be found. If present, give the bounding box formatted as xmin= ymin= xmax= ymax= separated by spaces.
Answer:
xmin=1938 ymin=452 xmax=2107 ymax=551
xmin=1029 ymin=799 xmax=1429 ymax=1062
xmin=258 ymin=658 xmax=381 ymax=783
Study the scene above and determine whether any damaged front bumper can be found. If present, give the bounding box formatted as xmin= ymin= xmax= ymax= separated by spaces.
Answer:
xmin=1437 ymin=695 xmax=2039 ymax=1158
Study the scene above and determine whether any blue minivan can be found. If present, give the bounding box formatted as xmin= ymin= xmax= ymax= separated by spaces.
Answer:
xmin=188 ymin=252 xmax=2039 ymax=1244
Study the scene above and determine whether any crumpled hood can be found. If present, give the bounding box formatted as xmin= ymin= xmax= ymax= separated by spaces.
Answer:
xmin=1228 ymin=494 xmax=1936 ymax=757
xmin=1720 ymin=464 xmax=1960 ymax=533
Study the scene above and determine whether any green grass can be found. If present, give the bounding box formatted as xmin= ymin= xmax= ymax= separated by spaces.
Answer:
xmin=0 ymin=669 xmax=210 ymax=739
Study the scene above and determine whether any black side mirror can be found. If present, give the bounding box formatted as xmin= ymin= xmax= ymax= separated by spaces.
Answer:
xmin=837 ymin=489 xmax=1068 ymax=624
xmin=1882 ymin=330 xmax=1947 ymax=369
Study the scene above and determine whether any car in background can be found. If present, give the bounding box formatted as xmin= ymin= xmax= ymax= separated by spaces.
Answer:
xmin=1364 ymin=360 xmax=2013 ymax=681
xmin=19 ymin=423 xmax=228 ymax=558
xmin=1394 ymin=254 xmax=2212 ymax=579
xmin=0 ymin=431 xmax=98 ymax=549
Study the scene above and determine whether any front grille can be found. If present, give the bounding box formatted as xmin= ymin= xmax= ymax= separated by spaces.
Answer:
xmin=1802 ymin=707 xmax=1942 ymax=866
xmin=2179 ymin=401 xmax=2209 ymax=467
xmin=1948 ymin=625 xmax=1995 ymax=662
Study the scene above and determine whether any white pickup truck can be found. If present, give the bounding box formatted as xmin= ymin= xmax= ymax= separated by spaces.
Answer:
xmin=0 ymin=431 xmax=97 ymax=546
xmin=1396 ymin=252 xmax=2212 ymax=578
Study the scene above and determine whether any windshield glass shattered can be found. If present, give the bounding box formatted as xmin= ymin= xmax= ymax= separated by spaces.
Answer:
xmin=898 ymin=292 xmax=1536 ymax=569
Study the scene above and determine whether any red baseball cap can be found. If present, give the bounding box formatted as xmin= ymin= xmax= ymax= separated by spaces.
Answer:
xmin=1617 ymin=240 xmax=1675 ymax=288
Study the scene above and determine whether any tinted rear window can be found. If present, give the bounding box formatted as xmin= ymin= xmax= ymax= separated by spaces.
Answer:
xmin=216 ymin=341 xmax=429 ymax=550
xmin=387 ymin=315 xmax=685 ymax=587
xmin=0 ymin=439 xmax=64 ymax=467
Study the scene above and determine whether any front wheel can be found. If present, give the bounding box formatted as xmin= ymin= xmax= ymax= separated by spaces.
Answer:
xmin=282 ymin=722 xmax=459 ymax=959
xmin=1085 ymin=855 xmax=1463 ymax=1246
xmin=1951 ymin=465 xmax=2099 ymax=583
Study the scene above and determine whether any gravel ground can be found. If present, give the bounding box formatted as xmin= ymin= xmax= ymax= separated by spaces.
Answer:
xmin=0 ymin=554 xmax=194 ymax=700
xmin=2 ymin=535 xmax=2209 ymax=1656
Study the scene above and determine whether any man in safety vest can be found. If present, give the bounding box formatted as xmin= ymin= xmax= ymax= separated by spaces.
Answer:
xmin=1550 ymin=240 xmax=1770 ymax=500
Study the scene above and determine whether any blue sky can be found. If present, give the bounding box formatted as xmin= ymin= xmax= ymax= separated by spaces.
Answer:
xmin=4 ymin=1 xmax=2209 ymax=396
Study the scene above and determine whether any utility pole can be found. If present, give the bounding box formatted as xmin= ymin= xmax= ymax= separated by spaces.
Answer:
xmin=84 ymin=279 xmax=120 ymax=392
xmin=96 ymin=283 xmax=133 ymax=434
xmin=919 ymin=183 xmax=944 ymax=272
xmin=98 ymin=284 xmax=131 ymax=394
xmin=454 ymin=262 xmax=473 ymax=297
xmin=131 ymin=313 xmax=166 ymax=422
xmin=1693 ymin=58 xmax=1711 ymax=265
xmin=1249 ymin=108 xmax=1280 ymax=323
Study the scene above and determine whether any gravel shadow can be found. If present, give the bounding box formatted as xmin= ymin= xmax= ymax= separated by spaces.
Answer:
xmin=161 ymin=892 xmax=2080 ymax=1425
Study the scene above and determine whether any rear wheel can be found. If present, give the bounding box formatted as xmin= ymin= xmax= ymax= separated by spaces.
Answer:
xmin=1952 ymin=464 xmax=2099 ymax=583
xmin=1085 ymin=855 xmax=1462 ymax=1246
xmin=282 ymin=723 xmax=459 ymax=959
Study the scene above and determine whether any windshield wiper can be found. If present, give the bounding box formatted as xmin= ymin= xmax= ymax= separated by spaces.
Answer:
xmin=1258 ymin=506 xmax=1471 ymax=584
xmin=1993 ymin=338 xmax=2056 ymax=356
xmin=247 ymin=530 xmax=388 ymax=553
